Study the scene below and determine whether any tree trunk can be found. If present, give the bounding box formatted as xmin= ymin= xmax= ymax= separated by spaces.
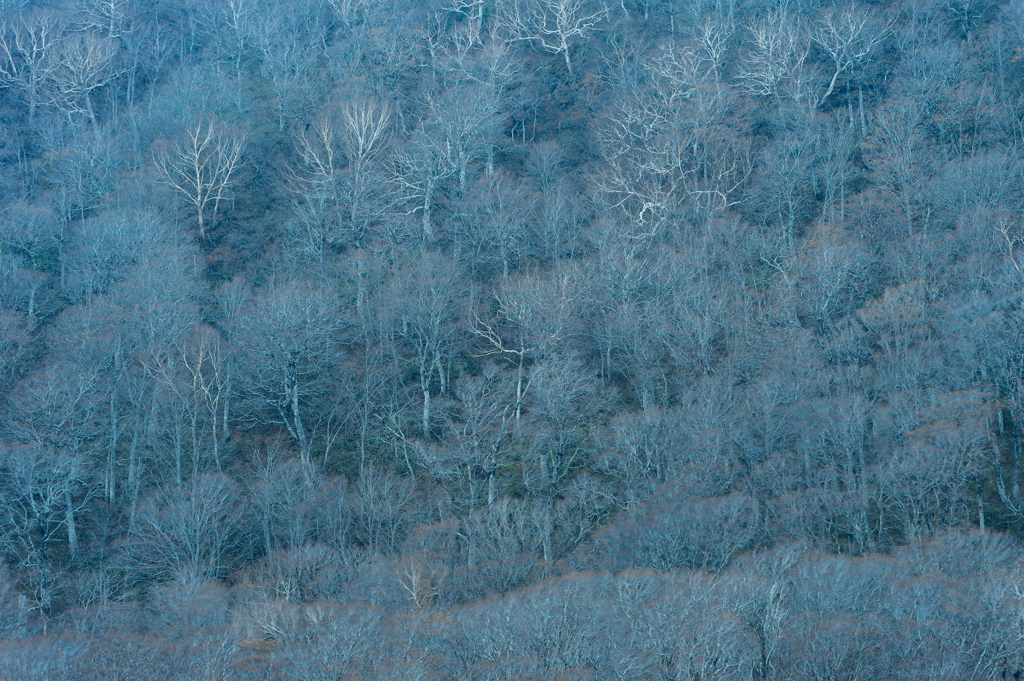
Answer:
xmin=435 ymin=350 xmax=447 ymax=396
xmin=422 ymin=179 xmax=435 ymax=239
xmin=360 ymin=410 xmax=369 ymax=474
xmin=1014 ymin=421 xmax=1021 ymax=503
xmin=541 ymin=496 xmax=554 ymax=563
xmin=107 ymin=394 xmax=118 ymax=505
xmin=978 ymin=480 xmax=985 ymax=530
xmin=858 ymin=84 xmax=866 ymax=138
xmin=65 ymin=491 xmax=77 ymax=558
xmin=128 ymin=399 xmax=156 ymax=529
xmin=211 ymin=415 xmax=220 ymax=472
xmin=515 ymin=360 xmax=524 ymax=426
xmin=28 ymin=83 xmax=38 ymax=121
xmin=223 ymin=367 xmax=232 ymax=440
xmin=84 ymin=90 xmax=98 ymax=127
xmin=291 ymin=380 xmax=309 ymax=469
xmin=422 ymin=387 xmax=431 ymax=440
xmin=173 ymin=414 xmax=183 ymax=485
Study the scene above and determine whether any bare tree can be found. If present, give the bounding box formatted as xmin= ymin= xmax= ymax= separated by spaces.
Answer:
xmin=432 ymin=30 xmax=522 ymax=174
xmin=432 ymin=83 xmax=503 ymax=195
xmin=155 ymin=120 xmax=246 ymax=239
xmin=943 ymin=0 xmax=997 ymax=43
xmin=737 ymin=7 xmax=889 ymax=111
xmin=139 ymin=19 xmax=175 ymax=117
xmin=747 ymin=131 xmax=815 ymax=251
xmin=497 ymin=0 xmax=603 ymax=77
xmin=0 ymin=444 xmax=88 ymax=621
xmin=391 ymin=119 xmax=457 ymax=240
xmin=247 ymin=442 xmax=320 ymax=554
xmin=737 ymin=10 xmax=810 ymax=101
xmin=4 ymin=360 xmax=101 ymax=464
xmin=867 ymin=94 xmax=953 ymax=235
xmin=598 ymin=41 xmax=749 ymax=230
xmin=356 ymin=4 xmax=419 ymax=128
xmin=213 ymin=275 xmax=252 ymax=438
xmin=51 ymin=211 xmax=201 ymax=509
xmin=44 ymin=126 xmax=123 ymax=245
xmin=78 ymin=0 xmax=135 ymax=40
xmin=236 ymin=282 xmax=342 ymax=470
xmin=521 ymin=353 xmax=603 ymax=562
xmin=794 ymin=225 xmax=871 ymax=332
xmin=429 ymin=366 xmax=513 ymax=513
xmin=354 ymin=466 xmax=415 ymax=554
xmin=288 ymin=98 xmax=392 ymax=251
xmin=252 ymin=2 xmax=330 ymax=131
xmin=147 ymin=325 xmax=230 ymax=475
xmin=810 ymin=7 xmax=890 ymax=110
xmin=0 ymin=11 xmax=63 ymax=120
xmin=475 ymin=269 xmax=582 ymax=427
xmin=186 ymin=327 xmax=228 ymax=473
xmin=217 ymin=0 xmax=257 ymax=82
xmin=131 ymin=473 xmax=245 ymax=585
xmin=326 ymin=0 xmax=370 ymax=30
xmin=455 ymin=170 xmax=534 ymax=277
xmin=0 ymin=311 xmax=33 ymax=396
xmin=47 ymin=32 xmax=120 ymax=127
xmin=529 ymin=178 xmax=585 ymax=263
xmin=382 ymin=253 xmax=464 ymax=440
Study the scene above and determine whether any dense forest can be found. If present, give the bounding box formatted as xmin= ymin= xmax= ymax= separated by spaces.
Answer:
xmin=2 ymin=0 xmax=1024 ymax=677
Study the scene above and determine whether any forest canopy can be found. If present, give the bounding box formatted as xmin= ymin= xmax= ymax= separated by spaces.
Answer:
xmin=2 ymin=0 xmax=1024 ymax=678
